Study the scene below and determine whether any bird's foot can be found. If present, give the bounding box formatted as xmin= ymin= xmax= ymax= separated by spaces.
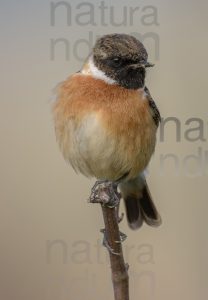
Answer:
xmin=89 ymin=180 xmax=120 ymax=208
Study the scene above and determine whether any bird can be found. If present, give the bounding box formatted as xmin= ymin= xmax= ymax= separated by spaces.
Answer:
xmin=52 ymin=33 xmax=162 ymax=230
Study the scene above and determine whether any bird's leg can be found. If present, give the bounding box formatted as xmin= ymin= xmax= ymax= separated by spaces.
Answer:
xmin=91 ymin=179 xmax=109 ymax=194
xmin=89 ymin=180 xmax=120 ymax=208
xmin=88 ymin=179 xmax=109 ymax=204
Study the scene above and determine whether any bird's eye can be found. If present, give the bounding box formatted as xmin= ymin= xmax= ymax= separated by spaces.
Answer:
xmin=110 ymin=57 xmax=123 ymax=68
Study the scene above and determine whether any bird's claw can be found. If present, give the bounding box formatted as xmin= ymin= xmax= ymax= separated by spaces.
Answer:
xmin=89 ymin=180 xmax=120 ymax=208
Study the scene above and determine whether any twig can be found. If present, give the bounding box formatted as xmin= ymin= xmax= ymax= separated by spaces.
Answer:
xmin=89 ymin=181 xmax=129 ymax=300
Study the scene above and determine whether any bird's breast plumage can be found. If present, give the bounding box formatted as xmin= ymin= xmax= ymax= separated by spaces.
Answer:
xmin=53 ymin=73 xmax=157 ymax=180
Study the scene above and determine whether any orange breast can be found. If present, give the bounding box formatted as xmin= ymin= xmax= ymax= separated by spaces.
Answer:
xmin=53 ymin=74 xmax=157 ymax=180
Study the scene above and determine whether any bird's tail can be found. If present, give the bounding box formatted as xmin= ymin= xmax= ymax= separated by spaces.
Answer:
xmin=119 ymin=175 xmax=162 ymax=230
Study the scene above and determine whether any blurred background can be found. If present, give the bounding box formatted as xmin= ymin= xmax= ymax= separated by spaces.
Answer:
xmin=0 ymin=0 xmax=208 ymax=299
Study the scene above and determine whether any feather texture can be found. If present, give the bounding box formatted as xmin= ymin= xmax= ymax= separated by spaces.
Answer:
xmin=52 ymin=73 xmax=157 ymax=181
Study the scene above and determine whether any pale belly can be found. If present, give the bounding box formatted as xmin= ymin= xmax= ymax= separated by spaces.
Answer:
xmin=56 ymin=112 xmax=156 ymax=181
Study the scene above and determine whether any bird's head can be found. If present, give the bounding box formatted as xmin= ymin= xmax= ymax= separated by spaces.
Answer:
xmin=90 ymin=33 xmax=154 ymax=90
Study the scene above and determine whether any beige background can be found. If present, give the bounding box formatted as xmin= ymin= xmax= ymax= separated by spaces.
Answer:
xmin=1 ymin=0 xmax=208 ymax=299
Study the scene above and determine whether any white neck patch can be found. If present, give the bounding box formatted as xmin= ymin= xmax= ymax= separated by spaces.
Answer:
xmin=82 ymin=57 xmax=117 ymax=85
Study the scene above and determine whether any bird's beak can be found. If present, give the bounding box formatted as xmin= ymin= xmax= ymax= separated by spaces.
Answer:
xmin=132 ymin=62 xmax=155 ymax=69
xmin=144 ymin=62 xmax=155 ymax=68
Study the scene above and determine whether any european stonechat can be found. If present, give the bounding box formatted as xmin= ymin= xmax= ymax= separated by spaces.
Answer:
xmin=52 ymin=33 xmax=161 ymax=229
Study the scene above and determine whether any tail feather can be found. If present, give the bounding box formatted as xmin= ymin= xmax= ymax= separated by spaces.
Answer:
xmin=139 ymin=184 xmax=162 ymax=227
xmin=120 ymin=175 xmax=162 ymax=230
xmin=124 ymin=196 xmax=143 ymax=230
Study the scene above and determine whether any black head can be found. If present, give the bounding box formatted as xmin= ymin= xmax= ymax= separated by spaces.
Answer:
xmin=92 ymin=33 xmax=154 ymax=89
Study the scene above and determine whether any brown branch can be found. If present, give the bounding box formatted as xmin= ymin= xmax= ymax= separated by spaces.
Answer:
xmin=90 ymin=181 xmax=129 ymax=300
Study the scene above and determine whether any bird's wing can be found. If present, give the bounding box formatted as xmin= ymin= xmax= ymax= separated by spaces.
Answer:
xmin=144 ymin=86 xmax=161 ymax=127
